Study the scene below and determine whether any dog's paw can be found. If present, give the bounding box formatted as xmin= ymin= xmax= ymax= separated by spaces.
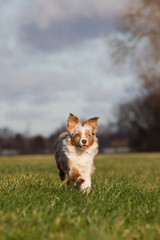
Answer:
xmin=59 ymin=170 xmax=65 ymax=181
xmin=76 ymin=177 xmax=85 ymax=185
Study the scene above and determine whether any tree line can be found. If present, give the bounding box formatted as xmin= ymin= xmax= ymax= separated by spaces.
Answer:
xmin=1 ymin=0 xmax=160 ymax=154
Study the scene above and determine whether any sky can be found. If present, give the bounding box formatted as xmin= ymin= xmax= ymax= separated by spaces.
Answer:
xmin=0 ymin=0 xmax=136 ymax=136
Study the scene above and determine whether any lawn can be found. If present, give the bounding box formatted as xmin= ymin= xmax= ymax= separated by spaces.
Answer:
xmin=0 ymin=153 xmax=160 ymax=240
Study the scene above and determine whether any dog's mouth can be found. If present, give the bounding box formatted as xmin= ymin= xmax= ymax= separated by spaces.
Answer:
xmin=80 ymin=145 xmax=88 ymax=149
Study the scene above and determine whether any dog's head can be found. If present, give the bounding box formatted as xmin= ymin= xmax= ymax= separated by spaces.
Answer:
xmin=67 ymin=113 xmax=99 ymax=150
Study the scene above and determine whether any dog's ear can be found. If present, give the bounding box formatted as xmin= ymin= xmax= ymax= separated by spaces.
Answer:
xmin=67 ymin=113 xmax=81 ymax=133
xmin=84 ymin=117 xmax=99 ymax=134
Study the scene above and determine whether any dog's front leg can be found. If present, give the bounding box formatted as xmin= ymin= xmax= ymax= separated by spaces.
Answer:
xmin=67 ymin=165 xmax=85 ymax=187
xmin=80 ymin=175 xmax=91 ymax=193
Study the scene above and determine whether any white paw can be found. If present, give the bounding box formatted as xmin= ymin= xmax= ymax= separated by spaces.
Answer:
xmin=80 ymin=181 xmax=91 ymax=193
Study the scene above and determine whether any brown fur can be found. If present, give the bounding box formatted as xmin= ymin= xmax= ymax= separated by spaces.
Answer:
xmin=67 ymin=113 xmax=81 ymax=131
xmin=85 ymin=130 xmax=95 ymax=147
xmin=84 ymin=117 xmax=99 ymax=134
xmin=67 ymin=159 xmax=85 ymax=186
xmin=69 ymin=130 xmax=82 ymax=147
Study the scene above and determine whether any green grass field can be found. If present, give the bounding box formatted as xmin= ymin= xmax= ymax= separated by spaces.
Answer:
xmin=0 ymin=153 xmax=160 ymax=240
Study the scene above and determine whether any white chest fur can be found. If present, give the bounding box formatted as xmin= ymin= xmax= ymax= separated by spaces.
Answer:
xmin=62 ymin=138 xmax=98 ymax=177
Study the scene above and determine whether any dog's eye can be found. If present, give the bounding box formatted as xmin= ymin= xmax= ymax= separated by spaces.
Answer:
xmin=75 ymin=134 xmax=80 ymax=138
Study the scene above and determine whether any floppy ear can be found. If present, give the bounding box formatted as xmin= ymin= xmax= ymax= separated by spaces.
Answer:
xmin=67 ymin=113 xmax=81 ymax=133
xmin=84 ymin=117 xmax=99 ymax=134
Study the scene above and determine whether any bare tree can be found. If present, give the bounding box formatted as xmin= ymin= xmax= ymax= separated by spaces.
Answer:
xmin=111 ymin=0 xmax=160 ymax=151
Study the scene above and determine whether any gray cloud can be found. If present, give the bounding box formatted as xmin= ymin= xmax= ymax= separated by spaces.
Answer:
xmin=19 ymin=16 xmax=119 ymax=52
xmin=86 ymin=88 xmax=114 ymax=103
xmin=17 ymin=0 xmax=127 ymax=52
xmin=85 ymin=84 xmax=128 ymax=104
xmin=21 ymin=0 xmax=127 ymax=27
xmin=0 ymin=70 xmax=86 ymax=105
xmin=5 ymin=109 xmax=48 ymax=121
xmin=0 ymin=0 xmax=133 ymax=135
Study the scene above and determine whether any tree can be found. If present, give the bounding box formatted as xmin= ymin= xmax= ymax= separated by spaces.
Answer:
xmin=111 ymin=0 xmax=160 ymax=151
xmin=31 ymin=135 xmax=46 ymax=154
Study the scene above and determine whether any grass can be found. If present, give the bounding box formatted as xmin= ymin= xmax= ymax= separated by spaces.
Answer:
xmin=0 ymin=153 xmax=160 ymax=240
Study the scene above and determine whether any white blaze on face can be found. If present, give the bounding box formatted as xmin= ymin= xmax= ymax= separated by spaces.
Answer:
xmin=78 ymin=126 xmax=92 ymax=149
xmin=80 ymin=128 xmax=87 ymax=146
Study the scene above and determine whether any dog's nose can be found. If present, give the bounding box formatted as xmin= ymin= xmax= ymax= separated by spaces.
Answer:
xmin=82 ymin=139 xmax=87 ymax=144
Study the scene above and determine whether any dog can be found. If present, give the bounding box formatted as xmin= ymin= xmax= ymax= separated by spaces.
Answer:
xmin=55 ymin=113 xmax=99 ymax=192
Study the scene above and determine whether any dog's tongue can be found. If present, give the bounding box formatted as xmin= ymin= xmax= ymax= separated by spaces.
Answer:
xmin=81 ymin=145 xmax=87 ymax=149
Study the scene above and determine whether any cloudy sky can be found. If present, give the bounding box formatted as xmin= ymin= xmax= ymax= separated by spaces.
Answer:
xmin=0 ymin=0 xmax=135 ymax=136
